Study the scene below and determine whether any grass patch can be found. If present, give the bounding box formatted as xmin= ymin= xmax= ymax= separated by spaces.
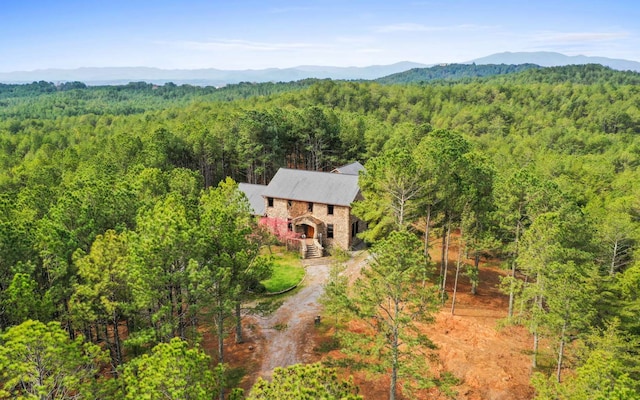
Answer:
xmin=531 ymin=351 xmax=557 ymax=376
xmin=251 ymin=298 xmax=285 ymax=317
xmin=261 ymin=249 xmax=305 ymax=293
xmin=328 ymin=246 xmax=351 ymax=262
xmin=273 ymin=323 xmax=288 ymax=331
xmin=314 ymin=336 xmax=342 ymax=354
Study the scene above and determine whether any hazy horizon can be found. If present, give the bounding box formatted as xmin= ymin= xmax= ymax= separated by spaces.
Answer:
xmin=2 ymin=0 xmax=639 ymax=73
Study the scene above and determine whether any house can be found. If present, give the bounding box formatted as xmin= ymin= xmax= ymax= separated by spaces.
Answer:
xmin=331 ymin=161 xmax=364 ymax=175
xmin=237 ymin=183 xmax=267 ymax=216
xmin=239 ymin=162 xmax=365 ymax=257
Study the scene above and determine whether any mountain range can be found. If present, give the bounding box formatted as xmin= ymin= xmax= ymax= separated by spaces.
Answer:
xmin=1 ymin=52 xmax=639 ymax=86
xmin=470 ymin=51 xmax=640 ymax=72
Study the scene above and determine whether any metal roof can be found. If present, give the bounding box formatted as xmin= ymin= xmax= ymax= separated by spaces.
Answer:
xmin=261 ymin=168 xmax=360 ymax=207
xmin=238 ymin=183 xmax=267 ymax=215
xmin=332 ymin=161 xmax=365 ymax=175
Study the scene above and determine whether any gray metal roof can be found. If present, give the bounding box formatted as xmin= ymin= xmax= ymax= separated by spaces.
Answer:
xmin=262 ymin=168 xmax=360 ymax=207
xmin=238 ymin=183 xmax=267 ymax=215
xmin=332 ymin=161 xmax=365 ymax=175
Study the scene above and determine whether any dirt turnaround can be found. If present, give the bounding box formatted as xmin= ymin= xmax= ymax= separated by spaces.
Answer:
xmin=229 ymin=247 xmax=534 ymax=399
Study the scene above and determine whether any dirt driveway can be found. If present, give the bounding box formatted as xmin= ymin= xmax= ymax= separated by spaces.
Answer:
xmin=252 ymin=257 xmax=331 ymax=378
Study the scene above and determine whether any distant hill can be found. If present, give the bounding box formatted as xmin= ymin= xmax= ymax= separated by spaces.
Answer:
xmin=0 ymin=62 xmax=428 ymax=86
xmin=2 ymin=51 xmax=639 ymax=86
xmin=375 ymin=63 xmax=540 ymax=84
xmin=470 ymin=51 xmax=640 ymax=72
xmin=490 ymin=64 xmax=640 ymax=86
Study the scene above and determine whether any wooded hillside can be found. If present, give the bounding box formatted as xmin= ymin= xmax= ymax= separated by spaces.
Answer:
xmin=0 ymin=64 xmax=639 ymax=398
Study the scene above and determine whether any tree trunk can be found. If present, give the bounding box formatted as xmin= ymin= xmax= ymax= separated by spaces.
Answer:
xmin=398 ymin=193 xmax=405 ymax=228
xmin=95 ymin=321 xmax=103 ymax=343
xmin=532 ymin=330 xmax=539 ymax=369
xmin=127 ymin=318 xmax=134 ymax=341
xmin=556 ymin=322 xmax=567 ymax=382
xmin=451 ymin=235 xmax=463 ymax=315
xmin=216 ymin=307 xmax=224 ymax=400
xmin=441 ymin=219 xmax=452 ymax=304
xmin=217 ymin=310 xmax=225 ymax=364
xmin=421 ymin=208 xmax=432 ymax=287
xmin=610 ymin=239 xmax=619 ymax=276
xmin=390 ymin=344 xmax=398 ymax=400
xmin=179 ymin=282 xmax=189 ymax=340
xmin=508 ymin=260 xmax=516 ymax=319
xmin=508 ymin=221 xmax=521 ymax=319
xmin=64 ymin=301 xmax=75 ymax=340
xmin=440 ymin=223 xmax=447 ymax=279
xmin=532 ymin=290 xmax=543 ymax=369
xmin=390 ymin=307 xmax=400 ymax=400
xmin=103 ymin=322 xmax=117 ymax=375
xmin=451 ymin=244 xmax=460 ymax=315
xmin=471 ymin=251 xmax=480 ymax=295
xmin=235 ymin=301 xmax=243 ymax=344
xmin=168 ymin=283 xmax=176 ymax=338
xmin=112 ymin=313 xmax=123 ymax=372
xmin=423 ymin=206 xmax=432 ymax=258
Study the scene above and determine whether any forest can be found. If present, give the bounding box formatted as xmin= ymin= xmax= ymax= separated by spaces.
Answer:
xmin=0 ymin=63 xmax=639 ymax=399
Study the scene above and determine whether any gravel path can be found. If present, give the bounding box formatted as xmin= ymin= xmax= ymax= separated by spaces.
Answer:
xmin=254 ymin=258 xmax=331 ymax=378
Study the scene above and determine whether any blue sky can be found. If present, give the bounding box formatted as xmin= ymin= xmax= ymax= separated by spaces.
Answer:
xmin=1 ymin=0 xmax=639 ymax=72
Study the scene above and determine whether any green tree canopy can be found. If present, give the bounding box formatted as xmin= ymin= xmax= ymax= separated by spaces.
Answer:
xmin=120 ymin=337 xmax=222 ymax=400
xmin=248 ymin=363 xmax=362 ymax=400
xmin=0 ymin=320 xmax=107 ymax=399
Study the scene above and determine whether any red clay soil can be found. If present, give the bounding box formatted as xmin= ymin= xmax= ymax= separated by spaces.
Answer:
xmin=428 ymin=263 xmax=535 ymax=400
xmin=328 ymin=256 xmax=535 ymax=400
xmin=216 ymin=237 xmax=536 ymax=399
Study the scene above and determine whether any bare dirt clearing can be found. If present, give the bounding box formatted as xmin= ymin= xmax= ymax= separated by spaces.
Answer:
xmin=427 ymin=262 xmax=535 ymax=400
xmin=222 ymin=245 xmax=534 ymax=399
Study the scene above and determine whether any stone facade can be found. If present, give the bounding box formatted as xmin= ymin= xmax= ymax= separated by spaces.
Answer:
xmin=264 ymin=197 xmax=363 ymax=250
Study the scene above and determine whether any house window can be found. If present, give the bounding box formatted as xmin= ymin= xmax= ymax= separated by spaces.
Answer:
xmin=287 ymin=200 xmax=292 ymax=208
xmin=267 ymin=197 xmax=274 ymax=207
xmin=327 ymin=224 xmax=334 ymax=239
xmin=327 ymin=205 xmax=334 ymax=215
xmin=351 ymin=221 xmax=357 ymax=237
xmin=287 ymin=218 xmax=292 ymax=231
xmin=308 ymin=202 xmax=313 ymax=212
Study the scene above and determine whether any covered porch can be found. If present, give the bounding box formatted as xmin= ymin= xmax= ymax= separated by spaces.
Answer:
xmin=292 ymin=215 xmax=325 ymax=258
